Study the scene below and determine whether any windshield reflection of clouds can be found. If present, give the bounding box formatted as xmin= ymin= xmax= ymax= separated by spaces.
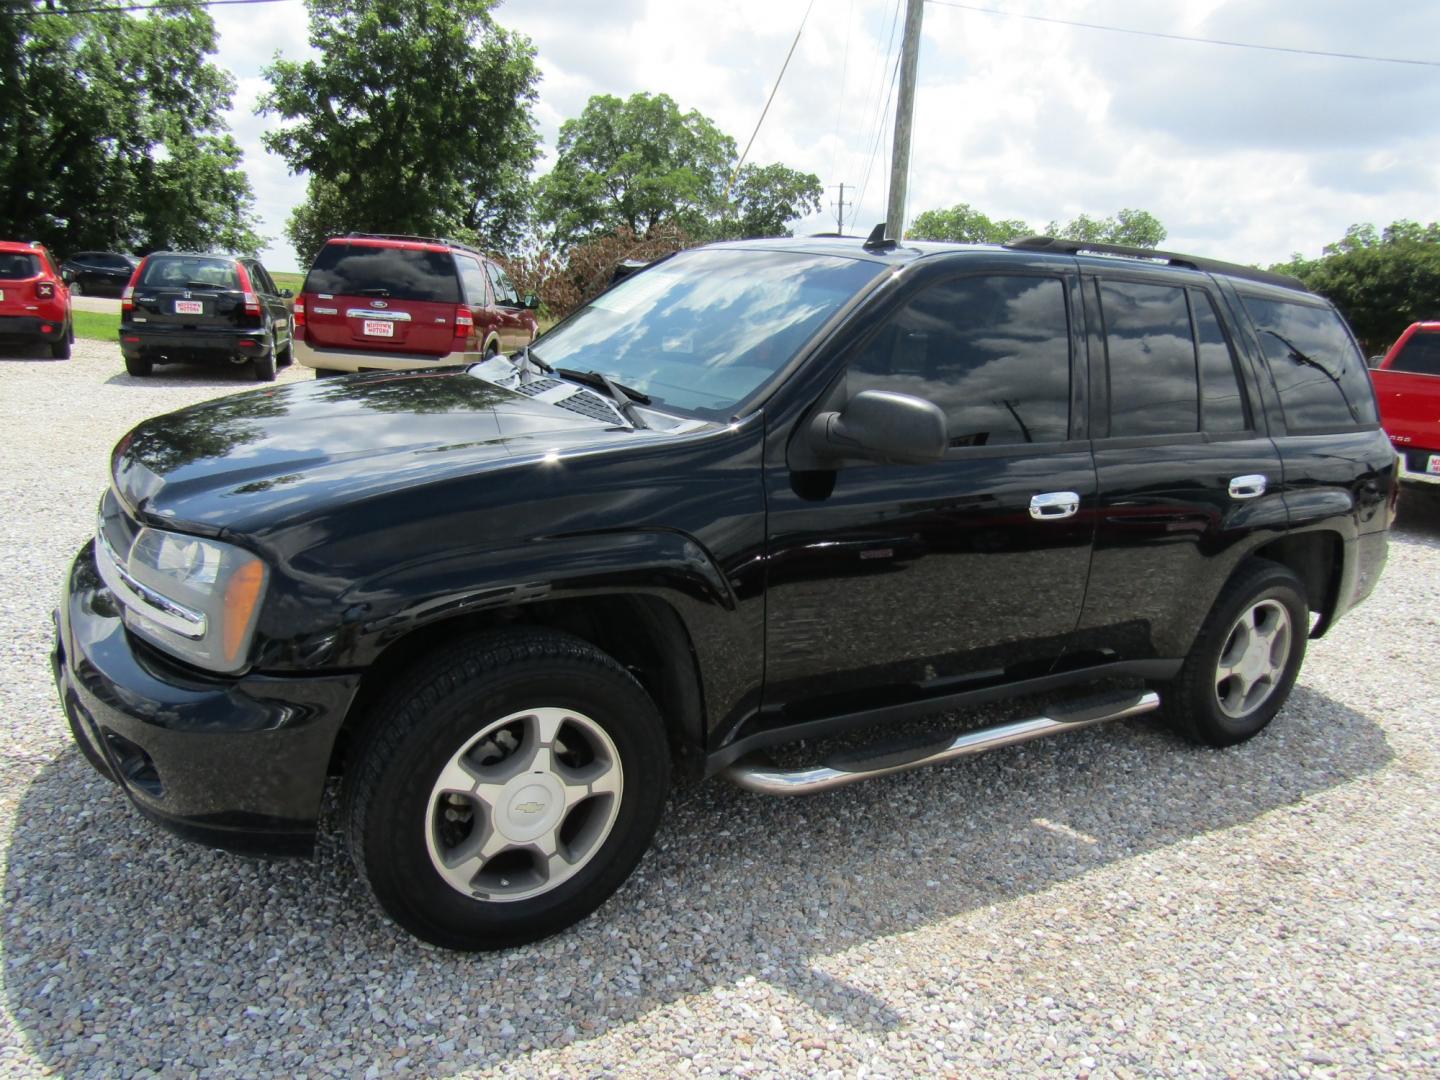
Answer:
xmin=534 ymin=250 xmax=881 ymax=416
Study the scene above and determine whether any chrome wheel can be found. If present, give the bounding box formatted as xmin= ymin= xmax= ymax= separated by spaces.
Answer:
xmin=424 ymin=707 xmax=623 ymax=903
xmin=1214 ymin=598 xmax=1292 ymax=719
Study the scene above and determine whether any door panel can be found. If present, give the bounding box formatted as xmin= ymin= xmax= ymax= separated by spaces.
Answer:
xmin=764 ymin=449 xmax=1097 ymax=723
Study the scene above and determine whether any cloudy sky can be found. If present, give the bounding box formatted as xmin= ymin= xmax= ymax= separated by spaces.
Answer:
xmin=210 ymin=0 xmax=1440 ymax=272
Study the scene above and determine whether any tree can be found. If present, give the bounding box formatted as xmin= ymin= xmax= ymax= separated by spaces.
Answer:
xmin=535 ymin=92 xmax=821 ymax=247
xmin=1046 ymin=208 xmax=1167 ymax=248
xmin=1273 ymin=220 xmax=1440 ymax=353
xmin=906 ymin=203 xmax=1030 ymax=244
xmin=0 ymin=2 xmax=262 ymax=255
xmin=259 ymin=0 xmax=540 ymax=267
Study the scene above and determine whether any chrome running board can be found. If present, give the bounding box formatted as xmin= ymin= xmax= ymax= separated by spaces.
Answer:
xmin=722 ymin=689 xmax=1161 ymax=796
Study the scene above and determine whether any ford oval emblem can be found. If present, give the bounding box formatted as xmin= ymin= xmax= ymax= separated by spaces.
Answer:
xmin=370 ymin=300 xmax=388 ymax=309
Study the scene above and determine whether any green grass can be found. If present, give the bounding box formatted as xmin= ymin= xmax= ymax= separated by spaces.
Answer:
xmin=72 ymin=308 xmax=119 ymax=343
xmin=272 ymin=271 xmax=305 ymax=294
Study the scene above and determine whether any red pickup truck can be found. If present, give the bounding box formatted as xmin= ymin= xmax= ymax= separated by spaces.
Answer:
xmin=1371 ymin=321 xmax=1440 ymax=494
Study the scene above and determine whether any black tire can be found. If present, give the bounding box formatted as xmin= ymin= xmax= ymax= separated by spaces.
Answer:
xmin=485 ymin=340 xmax=499 ymax=358
xmin=71 ymin=280 xmax=84 ymax=297
xmin=1165 ymin=559 xmax=1308 ymax=747
xmin=50 ymin=327 xmax=71 ymax=359
xmin=253 ymin=345 xmax=277 ymax=382
xmin=313 ymin=367 xmax=343 ymax=378
xmin=123 ymin=353 xmax=151 ymax=377
xmin=276 ymin=339 xmax=293 ymax=367
xmin=343 ymin=630 xmax=671 ymax=950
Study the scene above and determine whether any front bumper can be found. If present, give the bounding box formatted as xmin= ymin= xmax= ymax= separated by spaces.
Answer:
xmin=52 ymin=541 xmax=361 ymax=856
xmin=0 ymin=314 xmax=67 ymax=343
xmin=120 ymin=326 xmax=271 ymax=364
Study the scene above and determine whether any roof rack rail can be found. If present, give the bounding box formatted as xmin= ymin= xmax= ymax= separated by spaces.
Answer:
xmin=343 ymin=231 xmax=484 ymax=256
xmin=1003 ymin=235 xmax=1307 ymax=292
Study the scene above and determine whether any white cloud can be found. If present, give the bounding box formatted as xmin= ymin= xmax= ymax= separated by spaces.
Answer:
xmin=210 ymin=0 xmax=1440 ymax=272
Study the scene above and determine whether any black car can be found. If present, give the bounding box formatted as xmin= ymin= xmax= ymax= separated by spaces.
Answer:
xmin=59 ymin=250 xmax=139 ymax=296
xmin=119 ymin=252 xmax=294 ymax=381
xmin=54 ymin=234 xmax=1395 ymax=950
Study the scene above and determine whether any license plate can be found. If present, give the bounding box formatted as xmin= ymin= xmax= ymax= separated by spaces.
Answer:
xmin=1429 ymin=454 xmax=1440 ymax=476
xmin=362 ymin=320 xmax=395 ymax=338
xmin=174 ymin=300 xmax=204 ymax=315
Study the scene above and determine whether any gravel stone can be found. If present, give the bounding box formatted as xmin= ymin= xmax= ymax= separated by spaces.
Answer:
xmin=1 ymin=340 xmax=1438 ymax=1077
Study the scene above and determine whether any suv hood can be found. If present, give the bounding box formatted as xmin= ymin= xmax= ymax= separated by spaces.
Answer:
xmin=112 ymin=369 xmax=672 ymax=531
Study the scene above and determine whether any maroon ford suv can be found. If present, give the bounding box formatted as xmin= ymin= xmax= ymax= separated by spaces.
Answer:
xmin=293 ymin=233 xmax=539 ymax=375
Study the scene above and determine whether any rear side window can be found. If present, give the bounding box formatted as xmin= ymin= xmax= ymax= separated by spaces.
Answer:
xmin=1098 ymin=281 xmax=1197 ymax=437
xmin=140 ymin=256 xmax=239 ymax=289
xmin=1391 ymin=332 xmax=1440 ymax=376
xmin=454 ymin=254 xmax=489 ymax=306
xmin=304 ymin=244 xmax=460 ymax=304
xmin=0 ymin=253 xmax=40 ymax=278
xmin=848 ymin=274 xmax=1072 ymax=447
xmin=1243 ymin=296 xmax=1378 ymax=431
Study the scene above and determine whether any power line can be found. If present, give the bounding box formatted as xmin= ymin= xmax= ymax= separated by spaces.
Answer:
xmin=3 ymin=0 xmax=292 ymax=17
xmin=926 ymin=1 xmax=1440 ymax=68
xmin=725 ymin=0 xmax=817 ymax=204
xmin=853 ymin=37 xmax=902 ymax=226
xmin=850 ymin=0 xmax=903 ymax=225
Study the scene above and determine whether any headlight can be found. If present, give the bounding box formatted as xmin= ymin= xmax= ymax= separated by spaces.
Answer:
xmin=95 ymin=522 xmax=268 ymax=674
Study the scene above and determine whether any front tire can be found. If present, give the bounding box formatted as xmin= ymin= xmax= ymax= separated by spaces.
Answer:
xmin=343 ymin=630 xmax=671 ymax=950
xmin=1166 ymin=559 xmax=1308 ymax=747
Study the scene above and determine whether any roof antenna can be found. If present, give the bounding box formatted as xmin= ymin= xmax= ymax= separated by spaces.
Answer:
xmin=863 ymin=222 xmax=896 ymax=253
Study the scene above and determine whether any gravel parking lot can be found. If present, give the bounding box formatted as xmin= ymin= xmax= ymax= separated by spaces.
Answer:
xmin=1 ymin=340 xmax=1437 ymax=1078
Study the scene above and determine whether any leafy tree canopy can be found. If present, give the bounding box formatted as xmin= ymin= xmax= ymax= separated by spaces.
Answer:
xmin=259 ymin=0 xmax=540 ymax=266
xmin=906 ymin=204 xmax=1166 ymax=249
xmin=1045 ymin=208 xmax=1167 ymax=248
xmin=906 ymin=203 xmax=1030 ymax=244
xmin=536 ymin=92 xmax=821 ymax=247
xmin=1271 ymin=219 xmax=1440 ymax=353
xmin=0 ymin=2 xmax=262 ymax=255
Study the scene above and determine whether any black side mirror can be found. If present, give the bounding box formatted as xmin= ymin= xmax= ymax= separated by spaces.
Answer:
xmin=522 ymin=293 xmax=539 ymax=310
xmin=281 ymin=288 xmax=293 ymax=298
xmin=1366 ymin=354 xmax=1384 ymax=369
xmin=806 ymin=389 xmax=948 ymax=466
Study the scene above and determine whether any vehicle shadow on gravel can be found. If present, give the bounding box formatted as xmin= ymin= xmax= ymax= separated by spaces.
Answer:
xmin=103 ymin=367 xmax=294 ymax=389
xmin=1394 ymin=490 xmax=1440 ymax=543
xmin=4 ymin=685 xmax=1391 ymax=1074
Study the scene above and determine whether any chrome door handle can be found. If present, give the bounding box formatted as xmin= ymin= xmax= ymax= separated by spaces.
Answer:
xmin=1029 ymin=491 xmax=1080 ymax=520
xmin=1229 ymin=474 xmax=1267 ymax=500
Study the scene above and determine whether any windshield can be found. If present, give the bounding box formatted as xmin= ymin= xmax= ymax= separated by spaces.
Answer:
xmin=529 ymin=248 xmax=883 ymax=417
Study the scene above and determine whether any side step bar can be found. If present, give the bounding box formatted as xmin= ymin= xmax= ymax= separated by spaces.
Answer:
xmin=722 ymin=689 xmax=1161 ymax=796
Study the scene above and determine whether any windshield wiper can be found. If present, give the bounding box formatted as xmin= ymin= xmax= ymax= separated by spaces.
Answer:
xmin=183 ymin=281 xmax=225 ymax=289
xmin=557 ymin=367 xmax=651 ymax=428
xmin=1259 ymin=329 xmax=1362 ymax=424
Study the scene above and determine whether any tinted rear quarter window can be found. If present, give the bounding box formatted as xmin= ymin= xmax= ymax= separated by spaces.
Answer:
xmin=1391 ymin=332 xmax=1440 ymax=376
xmin=0 ymin=253 xmax=40 ymax=278
xmin=1243 ymin=296 xmax=1378 ymax=431
xmin=305 ymin=244 xmax=460 ymax=304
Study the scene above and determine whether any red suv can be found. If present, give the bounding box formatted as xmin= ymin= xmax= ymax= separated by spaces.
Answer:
xmin=293 ymin=233 xmax=538 ymax=375
xmin=0 ymin=240 xmax=72 ymax=358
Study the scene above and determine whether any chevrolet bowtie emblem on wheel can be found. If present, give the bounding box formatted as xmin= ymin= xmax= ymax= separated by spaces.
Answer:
xmin=513 ymin=801 xmax=544 ymax=815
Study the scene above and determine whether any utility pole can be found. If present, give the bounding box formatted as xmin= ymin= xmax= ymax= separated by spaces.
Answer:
xmin=885 ymin=0 xmax=924 ymax=242
xmin=832 ymin=182 xmax=851 ymax=235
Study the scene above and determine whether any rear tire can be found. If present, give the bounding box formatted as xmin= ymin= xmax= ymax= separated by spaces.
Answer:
xmin=123 ymin=353 xmax=151 ymax=377
xmin=253 ymin=346 xmax=277 ymax=382
xmin=313 ymin=367 xmax=343 ymax=378
xmin=343 ymin=630 xmax=671 ymax=950
xmin=50 ymin=328 xmax=71 ymax=359
xmin=1166 ymin=559 xmax=1308 ymax=747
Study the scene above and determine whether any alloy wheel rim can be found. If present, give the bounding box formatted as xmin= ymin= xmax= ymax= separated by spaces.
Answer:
xmin=424 ymin=707 xmax=623 ymax=903
xmin=1214 ymin=598 xmax=1292 ymax=719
